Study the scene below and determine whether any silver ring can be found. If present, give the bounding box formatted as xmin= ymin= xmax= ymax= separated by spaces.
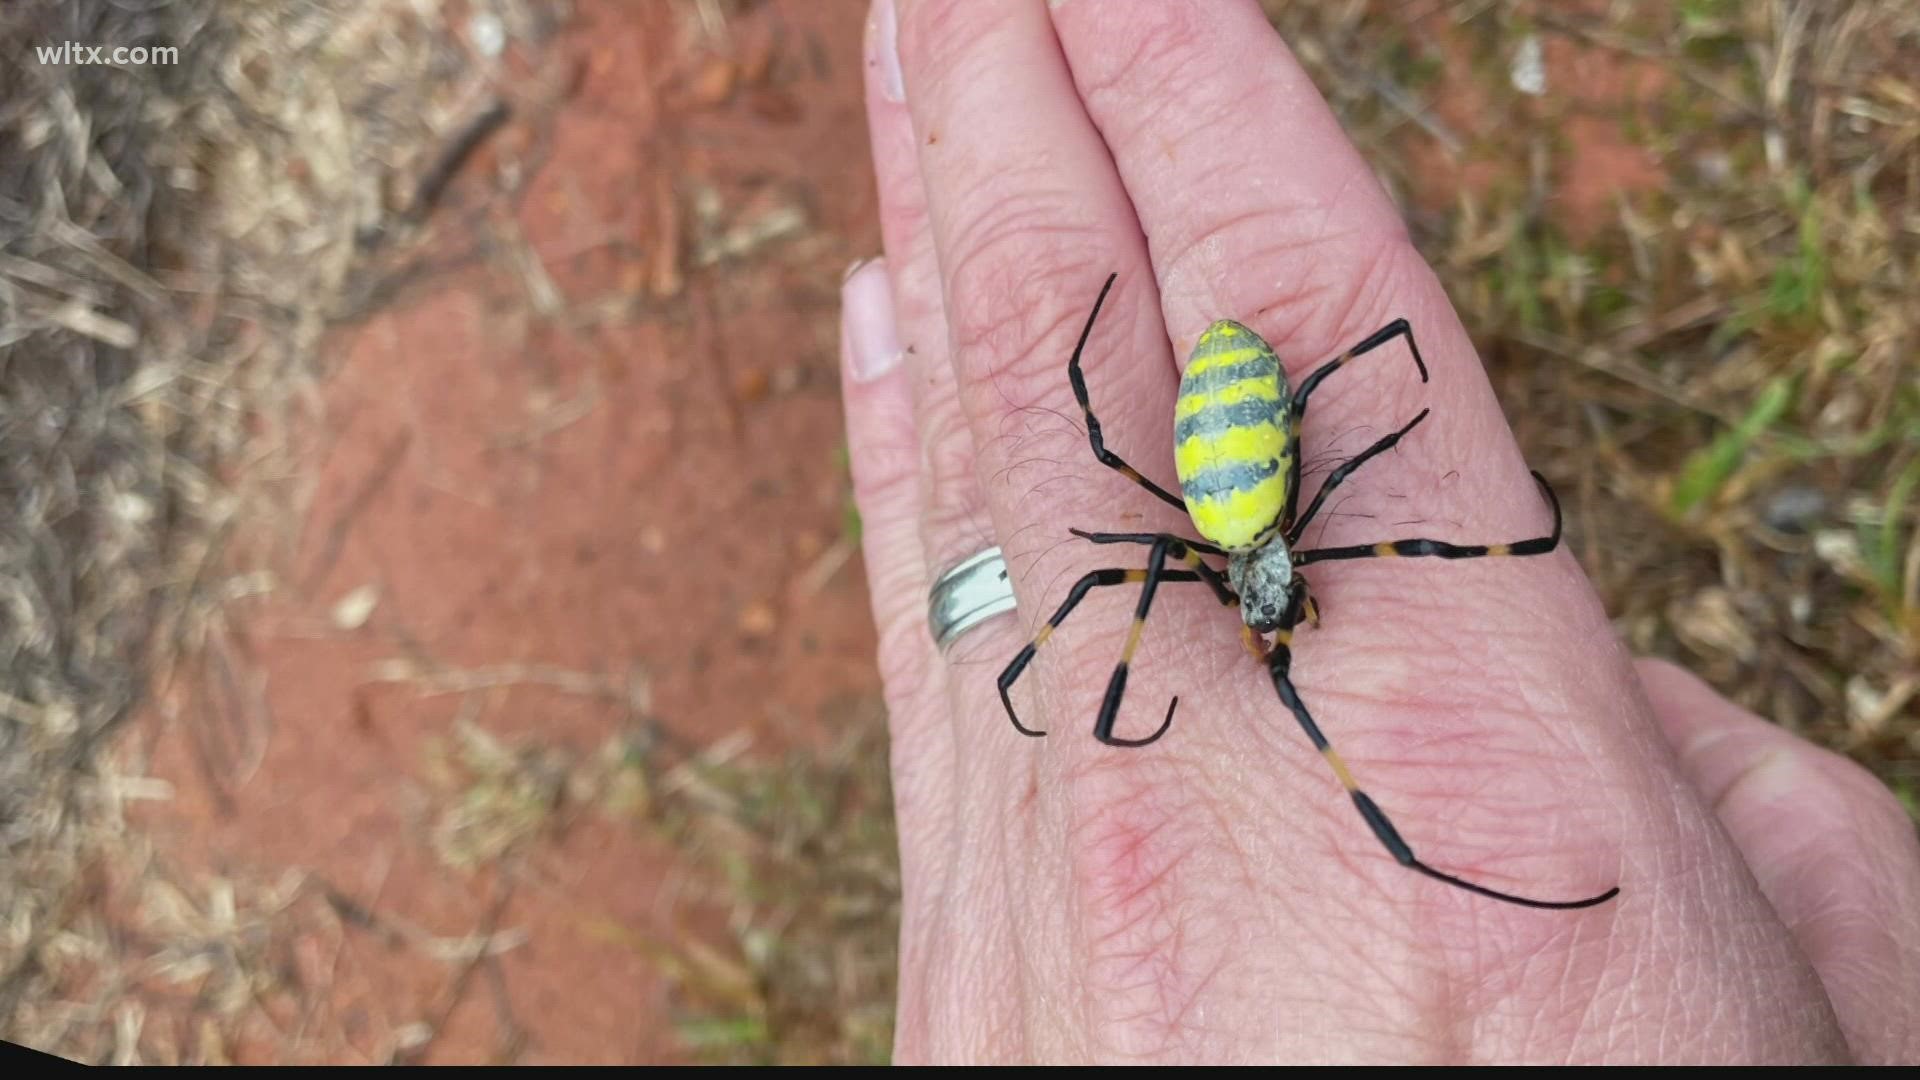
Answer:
xmin=928 ymin=546 xmax=1015 ymax=653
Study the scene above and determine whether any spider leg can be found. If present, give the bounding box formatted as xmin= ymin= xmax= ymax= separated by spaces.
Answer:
xmin=1068 ymin=527 xmax=1227 ymax=559
xmin=1287 ymin=408 xmax=1431 ymax=545
xmin=1070 ymin=528 xmax=1271 ymax=659
xmin=1070 ymin=274 xmax=1189 ymax=513
xmin=1293 ymin=470 xmax=1563 ymax=568
xmin=997 ymin=537 xmax=1236 ymax=738
xmin=1091 ymin=535 xmax=1237 ymax=747
xmin=1260 ymin=579 xmax=1619 ymax=910
xmin=1289 ymin=318 xmax=1431 ymax=423
xmin=1282 ymin=318 xmax=1431 ymax=529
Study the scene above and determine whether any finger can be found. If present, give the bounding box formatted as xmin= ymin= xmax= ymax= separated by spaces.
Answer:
xmin=837 ymin=255 xmax=957 ymax=1061
xmin=1046 ymin=1 xmax=1436 ymax=374
xmin=840 ymin=257 xmax=954 ymax=837
xmin=1639 ymin=657 xmax=1920 ymax=1065
xmin=859 ymin=0 xmax=959 ymax=760
xmin=867 ymin=0 xmax=996 ymax=597
xmin=892 ymin=1 xmax=1192 ymax=592
xmin=861 ymin=3 xmax=1027 ymax=1058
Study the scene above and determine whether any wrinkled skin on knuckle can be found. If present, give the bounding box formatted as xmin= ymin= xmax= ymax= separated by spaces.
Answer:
xmin=943 ymin=195 xmax=1113 ymax=389
xmin=848 ymin=426 xmax=918 ymax=515
xmin=941 ymin=216 xmax=1127 ymax=536
xmin=1071 ymin=3 xmax=1217 ymax=132
xmin=1185 ymin=220 xmax=1422 ymax=369
xmin=896 ymin=0 xmax=1020 ymax=100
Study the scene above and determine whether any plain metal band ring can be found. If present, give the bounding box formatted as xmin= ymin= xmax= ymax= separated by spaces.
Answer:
xmin=928 ymin=546 xmax=1015 ymax=653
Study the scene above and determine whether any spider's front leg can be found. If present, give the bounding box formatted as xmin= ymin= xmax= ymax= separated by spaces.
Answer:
xmin=1091 ymin=535 xmax=1249 ymax=747
xmin=997 ymin=533 xmax=1237 ymax=741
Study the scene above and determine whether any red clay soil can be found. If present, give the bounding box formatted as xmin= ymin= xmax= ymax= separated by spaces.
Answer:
xmin=111 ymin=0 xmax=883 ymax=1065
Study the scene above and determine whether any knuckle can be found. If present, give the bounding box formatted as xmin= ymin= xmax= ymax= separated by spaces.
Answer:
xmin=1172 ymin=206 xmax=1419 ymax=361
xmin=1076 ymin=3 xmax=1213 ymax=124
xmin=1809 ymin=749 xmax=1920 ymax=844
xmin=942 ymin=194 xmax=1112 ymax=395
xmin=897 ymin=0 xmax=1019 ymax=101
xmin=848 ymin=437 xmax=917 ymax=510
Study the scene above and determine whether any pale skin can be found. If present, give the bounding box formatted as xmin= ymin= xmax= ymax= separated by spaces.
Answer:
xmin=836 ymin=0 xmax=1920 ymax=1065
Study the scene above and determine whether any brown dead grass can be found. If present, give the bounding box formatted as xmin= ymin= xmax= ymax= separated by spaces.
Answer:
xmin=0 ymin=0 xmax=567 ymax=1063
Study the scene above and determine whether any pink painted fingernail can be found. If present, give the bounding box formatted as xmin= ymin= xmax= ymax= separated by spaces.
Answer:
xmin=843 ymin=258 xmax=903 ymax=383
xmin=875 ymin=0 xmax=904 ymax=103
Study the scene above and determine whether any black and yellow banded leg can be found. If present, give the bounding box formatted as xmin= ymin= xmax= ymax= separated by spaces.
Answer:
xmin=998 ymin=542 xmax=1236 ymax=739
xmin=1069 ymin=273 xmax=1189 ymax=513
xmin=1066 ymin=527 xmax=1265 ymax=652
xmin=1294 ymin=469 xmax=1563 ymax=568
xmin=1282 ymin=319 xmax=1432 ymax=529
xmin=1289 ymin=317 xmax=1432 ymax=424
xmin=1286 ymin=408 xmax=1431 ymax=546
xmin=1092 ymin=535 xmax=1206 ymax=748
xmin=1262 ymin=580 xmax=1618 ymax=910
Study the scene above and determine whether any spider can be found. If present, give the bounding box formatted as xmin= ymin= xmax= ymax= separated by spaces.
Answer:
xmin=995 ymin=272 xmax=1620 ymax=912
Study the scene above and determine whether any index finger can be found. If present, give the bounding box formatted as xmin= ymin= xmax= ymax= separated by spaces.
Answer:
xmin=892 ymin=2 xmax=1218 ymax=751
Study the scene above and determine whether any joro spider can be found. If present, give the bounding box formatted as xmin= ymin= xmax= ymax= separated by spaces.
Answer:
xmin=996 ymin=272 xmax=1620 ymax=912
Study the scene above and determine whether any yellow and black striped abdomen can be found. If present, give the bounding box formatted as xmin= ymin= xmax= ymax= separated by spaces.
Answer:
xmin=1173 ymin=320 xmax=1293 ymax=551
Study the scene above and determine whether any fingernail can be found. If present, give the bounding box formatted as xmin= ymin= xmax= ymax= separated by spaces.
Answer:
xmin=843 ymin=258 xmax=903 ymax=383
xmin=874 ymin=0 xmax=904 ymax=103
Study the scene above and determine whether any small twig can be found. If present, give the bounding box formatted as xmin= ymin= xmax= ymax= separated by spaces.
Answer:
xmin=1362 ymin=71 xmax=1463 ymax=154
xmin=363 ymin=658 xmax=630 ymax=702
xmin=794 ymin=534 xmax=856 ymax=597
xmin=299 ymin=431 xmax=413 ymax=594
xmin=482 ymin=955 xmax=528 ymax=1064
xmin=400 ymin=96 xmax=510 ymax=225
xmin=388 ymin=878 xmax=519 ymax=1065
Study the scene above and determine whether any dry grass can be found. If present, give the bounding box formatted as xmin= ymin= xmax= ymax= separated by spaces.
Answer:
xmin=405 ymin=683 xmax=900 ymax=1065
xmin=0 ymin=0 xmax=566 ymax=1062
xmin=635 ymin=704 xmax=900 ymax=1066
xmin=1 ymin=0 xmax=220 ymax=1054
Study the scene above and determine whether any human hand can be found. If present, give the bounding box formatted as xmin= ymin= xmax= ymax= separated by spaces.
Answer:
xmin=835 ymin=0 xmax=1920 ymax=1064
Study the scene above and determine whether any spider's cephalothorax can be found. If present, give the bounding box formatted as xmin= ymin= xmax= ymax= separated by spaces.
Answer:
xmin=994 ymin=272 xmax=1621 ymax=913
xmin=1226 ymin=536 xmax=1294 ymax=635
